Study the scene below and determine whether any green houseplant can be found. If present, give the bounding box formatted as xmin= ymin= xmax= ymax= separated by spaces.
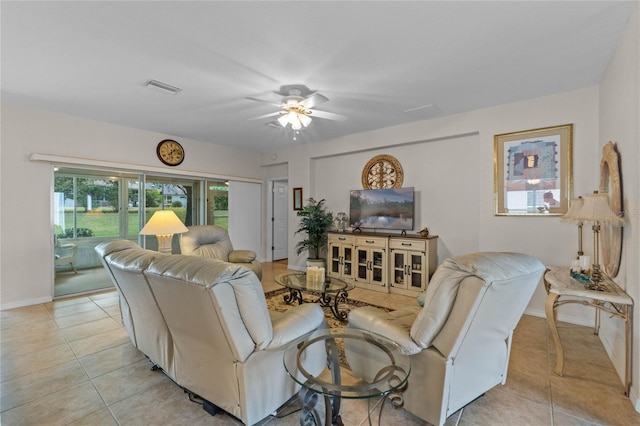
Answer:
xmin=295 ymin=198 xmax=334 ymax=263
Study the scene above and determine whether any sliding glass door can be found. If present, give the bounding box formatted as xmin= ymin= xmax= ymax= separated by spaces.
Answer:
xmin=142 ymin=176 xmax=202 ymax=252
xmin=52 ymin=167 xmax=257 ymax=298
xmin=53 ymin=168 xmax=142 ymax=296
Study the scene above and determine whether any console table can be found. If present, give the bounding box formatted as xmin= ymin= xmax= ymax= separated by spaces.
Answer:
xmin=544 ymin=267 xmax=633 ymax=396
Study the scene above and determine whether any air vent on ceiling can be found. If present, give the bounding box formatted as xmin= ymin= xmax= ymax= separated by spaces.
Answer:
xmin=404 ymin=104 xmax=442 ymax=117
xmin=144 ymin=79 xmax=182 ymax=95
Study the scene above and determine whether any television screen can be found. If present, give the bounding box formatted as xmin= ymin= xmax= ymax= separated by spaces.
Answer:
xmin=349 ymin=187 xmax=414 ymax=231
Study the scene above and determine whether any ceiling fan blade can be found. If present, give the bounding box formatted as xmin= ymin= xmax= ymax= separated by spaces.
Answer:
xmin=299 ymin=93 xmax=329 ymax=109
xmin=245 ymin=97 xmax=283 ymax=108
xmin=308 ymin=109 xmax=348 ymax=121
xmin=248 ymin=111 xmax=282 ymax=120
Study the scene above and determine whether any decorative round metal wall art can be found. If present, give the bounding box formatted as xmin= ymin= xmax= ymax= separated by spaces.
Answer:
xmin=361 ymin=154 xmax=404 ymax=189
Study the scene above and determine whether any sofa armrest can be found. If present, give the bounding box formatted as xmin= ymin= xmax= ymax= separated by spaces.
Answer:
xmin=229 ymin=250 xmax=257 ymax=263
xmin=267 ymin=304 xmax=325 ymax=350
xmin=348 ymin=306 xmax=423 ymax=355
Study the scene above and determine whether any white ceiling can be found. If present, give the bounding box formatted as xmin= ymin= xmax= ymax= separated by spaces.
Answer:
xmin=1 ymin=1 xmax=636 ymax=152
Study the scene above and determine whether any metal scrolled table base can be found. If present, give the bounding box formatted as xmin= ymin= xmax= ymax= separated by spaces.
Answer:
xmin=295 ymin=334 xmax=407 ymax=425
xmin=283 ymin=288 xmax=351 ymax=322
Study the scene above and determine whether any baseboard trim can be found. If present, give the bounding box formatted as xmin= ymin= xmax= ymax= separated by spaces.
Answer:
xmin=524 ymin=307 xmax=594 ymax=327
xmin=1 ymin=295 xmax=52 ymax=311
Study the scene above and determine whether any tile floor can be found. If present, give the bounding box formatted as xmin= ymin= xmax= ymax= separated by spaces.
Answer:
xmin=1 ymin=261 xmax=639 ymax=425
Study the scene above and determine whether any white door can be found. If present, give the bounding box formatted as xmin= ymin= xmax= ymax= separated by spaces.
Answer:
xmin=272 ymin=181 xmax=288 ymax=260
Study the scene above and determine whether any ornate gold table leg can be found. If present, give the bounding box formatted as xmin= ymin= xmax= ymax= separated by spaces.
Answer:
xmin=624 ymin=305 xmax=632 ymax=396
xmin=545 ymin=292 xmax=565 ymax=376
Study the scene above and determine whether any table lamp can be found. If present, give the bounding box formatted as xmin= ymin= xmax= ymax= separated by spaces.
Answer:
xmin=139 ymin=210 xmax=189 ymax=254
xmin=561 ymin=196 xmax=585 ymax=259
xmin=572 ymin=192 xmax=624 ymax=282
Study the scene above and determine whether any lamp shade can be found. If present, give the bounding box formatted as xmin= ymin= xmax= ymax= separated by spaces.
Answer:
xmin=561 ymin=197 xmax=584 ymax=222
xmin=139 ymin=210 xmax=189 ymax=235
xmin=574 ymin=193 xmax=624 ymax=225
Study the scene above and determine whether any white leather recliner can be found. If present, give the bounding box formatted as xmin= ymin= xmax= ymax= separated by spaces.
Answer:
xmin=346 ymin=252 xmax=545 ymax=426
xmin=180 ymin=225 xmax=262 ymax=280
xmin=144 ymin=253 xmax=326 ymax=425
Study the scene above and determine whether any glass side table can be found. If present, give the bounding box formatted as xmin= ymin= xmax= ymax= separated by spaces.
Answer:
xmin=283 ymin=329 xmax=410 ymax=425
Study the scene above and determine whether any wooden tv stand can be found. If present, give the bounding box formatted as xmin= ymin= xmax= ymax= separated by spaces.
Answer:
xmin=327 ymin=231 xmax=438 ymax=296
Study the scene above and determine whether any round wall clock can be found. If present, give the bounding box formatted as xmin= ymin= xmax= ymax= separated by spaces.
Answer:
xmin=156 ymin=139 xmax=185 ymax=166
xmin=361 ymin=154 xmax=404 ymax=189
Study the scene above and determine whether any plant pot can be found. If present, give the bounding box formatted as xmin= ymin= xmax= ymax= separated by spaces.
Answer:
xmin=306 ymin=258 xmax=326 ymax=269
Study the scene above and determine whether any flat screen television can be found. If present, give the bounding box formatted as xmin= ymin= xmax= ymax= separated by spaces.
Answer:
xmin=349 ymin=187 xmax=414 ymax=231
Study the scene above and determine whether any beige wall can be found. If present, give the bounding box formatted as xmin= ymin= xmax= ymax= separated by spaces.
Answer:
xmin=0 ymin=103 xmax=263 ymax=308
xmin=599 ymin=3 xmax=640 ymax=409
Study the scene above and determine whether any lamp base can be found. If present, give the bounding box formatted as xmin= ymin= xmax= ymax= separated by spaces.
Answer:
xmin=156 ymin=234 xmax=174 ymax=254
xmin=590 ymin=263 xmax=602 ymax=282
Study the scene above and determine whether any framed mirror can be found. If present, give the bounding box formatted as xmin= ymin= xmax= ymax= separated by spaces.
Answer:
xmin=599 ymin=142 xmax=623 ymax=277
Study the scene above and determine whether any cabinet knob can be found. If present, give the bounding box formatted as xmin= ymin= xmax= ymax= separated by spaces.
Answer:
xmin=365 ymin=240 xmax=375 ymax=244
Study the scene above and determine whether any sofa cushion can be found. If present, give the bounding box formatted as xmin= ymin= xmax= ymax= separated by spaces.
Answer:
xmin=349 ymin=305 xmax=422 ymax=354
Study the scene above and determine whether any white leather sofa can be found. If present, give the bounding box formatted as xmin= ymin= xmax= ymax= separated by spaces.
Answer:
xmin=346 ymin=252 xmax=545 ymax=426
xmin=95 ymin=240 xmax=326 ymax=425
xmin=180 ymin=225 xmax=262 ymax=280
xmin=95 ymin=240 xmax=175 ymax=377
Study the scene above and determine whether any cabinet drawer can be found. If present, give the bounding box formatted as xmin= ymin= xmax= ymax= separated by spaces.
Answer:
xmin=329 ymin=234 xmax=354 ymax=244
xmin=389 ymin=239 xmax=426 ymax=251
xmin=355 ymin=237 xmax=386 ymax=248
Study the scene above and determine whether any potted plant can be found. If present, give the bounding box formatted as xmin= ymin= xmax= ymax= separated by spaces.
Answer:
xmin=295 ymin=198 xmax=334 ymax=267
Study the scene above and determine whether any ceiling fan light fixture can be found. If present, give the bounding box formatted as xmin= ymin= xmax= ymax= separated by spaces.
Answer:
xmin=277 ymin=110 xmax=311 ymax=130
xmin=299 ymin=114 xmax=312 ymax=127
xmin=291 ymin=117 xmax=302 ymax=130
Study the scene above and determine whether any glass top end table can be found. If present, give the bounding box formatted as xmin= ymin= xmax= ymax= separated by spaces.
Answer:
xmin=275 ymin=272 xmax=355 ymax=321
xmin=283 ymin=329 xmax=410 ymax=425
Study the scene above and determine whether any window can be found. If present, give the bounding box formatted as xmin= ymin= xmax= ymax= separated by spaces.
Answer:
xmin=54 ymin=171 xmax=136 ymax=240
xmin=206 ymin=180 xmax=229 ymax=230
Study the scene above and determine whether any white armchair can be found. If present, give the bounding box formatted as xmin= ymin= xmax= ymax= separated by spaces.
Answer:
xmin=54 ymin=241 xmax=78 ymax=273
xmin=180 ymin=225 xmax=262 ymax=280
xmin=346 ymin=252 xmax=545 ymax=426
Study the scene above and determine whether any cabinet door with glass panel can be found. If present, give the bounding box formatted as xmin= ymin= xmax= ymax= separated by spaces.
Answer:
xmin=391 ymin=249 xmax=426 ymax=291
xmin=389 ymin=237 xmax=437 ymax=296
xmin=354 ymin=237 xmax=387 ymax=286
xmin=328 ymin=234 xmax=354 ymax=279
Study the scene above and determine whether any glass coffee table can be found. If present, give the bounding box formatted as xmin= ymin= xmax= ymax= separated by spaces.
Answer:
xmin=283 ymin=329 xmax=410 ymax=426
xmin=275 ymin=273 xmax=355 ymax=321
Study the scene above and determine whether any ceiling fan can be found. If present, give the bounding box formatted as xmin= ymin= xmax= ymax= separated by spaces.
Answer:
xmin=246 ymin=85 xmax=347 ymax=131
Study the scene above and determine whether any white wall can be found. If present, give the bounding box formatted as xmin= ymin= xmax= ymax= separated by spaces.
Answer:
xmin=263 ymin=86 xmax=601 ymax=322
xmin=599 ymin=3 xmax=640 ymax=409
xmin=228 ymin=181 xmax=262 ymax=256
xmin=0 ymin=103 xmax=263 ymax=308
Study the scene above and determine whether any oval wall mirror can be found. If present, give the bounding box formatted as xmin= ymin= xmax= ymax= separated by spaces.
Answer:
xmin=598 ymin=142 xmax=623 ymax=277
